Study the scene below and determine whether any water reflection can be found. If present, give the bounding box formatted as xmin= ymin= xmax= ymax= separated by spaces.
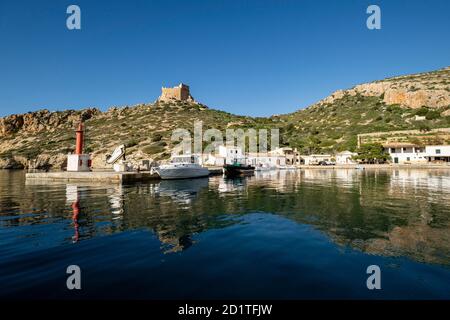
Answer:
xmin=107 ymin=185 xmax=124 ymax=218
xmin=66 ymin=185 xmax=80 ymax=243
xmin=1 ymin=169 xmax=450 ymax=266
xmin=153 ymin=178 xmax=209 ymax=205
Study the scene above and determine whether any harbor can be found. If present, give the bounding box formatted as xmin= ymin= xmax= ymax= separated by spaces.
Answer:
xmin=23 ymin=121 xmax=450 ymax=184
xmin=1 ymin=0 xmax=449 ymax=307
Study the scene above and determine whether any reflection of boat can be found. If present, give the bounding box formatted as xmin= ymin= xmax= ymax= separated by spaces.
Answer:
xmin=217 ymin=177 xmax=247 ymax=193
xmin=154 ymin=178 xmax=209 ymax=204
xmin=153 ymin=155 xmax=209 ymax=180
xmin=223 ymin=162 xmax=255 ymax=177
xmin=255 ymin=164 xmax=273 ymax=171
xmin=108 ymin=185 xmax=124 ymax=218
xmin=277 ymin=165 xmax=297 ymax=170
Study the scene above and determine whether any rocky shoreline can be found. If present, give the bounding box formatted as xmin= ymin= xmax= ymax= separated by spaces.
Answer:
xmin=0 ymin=153 xmax=66 ymax=169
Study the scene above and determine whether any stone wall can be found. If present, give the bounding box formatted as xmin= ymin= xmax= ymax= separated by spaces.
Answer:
xmin=159 ymin=83 xmax=193 ymax=102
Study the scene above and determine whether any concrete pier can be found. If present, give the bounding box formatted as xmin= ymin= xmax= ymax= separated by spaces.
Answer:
xmin=25 ymin=167 xmax=224 ymax=184
xmin=25 ymin=171 xmax=160 ymax=184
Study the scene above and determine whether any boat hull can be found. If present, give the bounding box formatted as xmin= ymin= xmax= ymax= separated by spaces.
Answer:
xmin=223 ymin=165 xmax=255 ymax=177
xmin=157 ymin=166 xmax=209 ymax=180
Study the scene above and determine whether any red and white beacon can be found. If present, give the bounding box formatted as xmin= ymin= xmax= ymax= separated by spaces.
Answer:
xmin=67 ymin=122 xmax=92 ymax=172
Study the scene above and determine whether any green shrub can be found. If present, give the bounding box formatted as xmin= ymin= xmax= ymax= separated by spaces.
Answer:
xmin=19 ymin=148 xmax=40 ymax=159
xmin=124 ymin=139 xmax=139 ymax=148
xmin=151 ymin=132 xmax=163 ymax=142
xmin=425 ymin=110 xmax=440 ymax=120
xmin=415 ymin=107 xmax=429 ymax=116
xmin=142 ymin=145 xmax=165 ymax=155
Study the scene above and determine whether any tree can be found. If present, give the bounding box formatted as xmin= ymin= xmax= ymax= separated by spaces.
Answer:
xmin=353 ymin=143 xmax=391 ymax=164
xmin=418 ymin=122 xmax=431 ymax=132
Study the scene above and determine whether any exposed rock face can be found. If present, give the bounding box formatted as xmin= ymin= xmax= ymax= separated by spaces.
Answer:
xmin=318 ymin=66 xmax=450 ymax=109
xmin=29 ymin=154 xmax=67 ymax=170
xmin=0 ymin=108 xmax=101 ymax=169
xmin=0 ymin=157 xmax=25 ymax=169
xmin=0 ymin=108 xmax=100 ymax=136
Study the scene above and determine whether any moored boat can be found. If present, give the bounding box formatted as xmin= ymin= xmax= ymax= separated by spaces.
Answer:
xmin=152 ymin=155 xmax=209 ymax=180
xmin=223 ymin=162 xmax=255 ymax=177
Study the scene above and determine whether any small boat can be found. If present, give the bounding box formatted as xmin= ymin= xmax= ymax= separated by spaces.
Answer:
xmin=106 ymin=145 xmax=126 ymax=165
xmin=223 ymin=162 xmax=255 ymax=177
xmin=152 ymin=155 xmax=209 ymax=180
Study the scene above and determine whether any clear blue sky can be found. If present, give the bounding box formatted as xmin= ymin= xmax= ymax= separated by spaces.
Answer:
xmin=0 ymin=0 xmax=449 ymax=117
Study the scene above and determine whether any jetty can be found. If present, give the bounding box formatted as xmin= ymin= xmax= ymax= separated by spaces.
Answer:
xmin=25 ymin=171 xmax=159 ymax=184
xmin=25 ymin=167 xmax=222 ymax=184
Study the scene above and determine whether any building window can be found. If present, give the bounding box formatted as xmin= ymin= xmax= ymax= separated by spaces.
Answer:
xmin=407 ymin=157 xmax=410 ymax=161
xmin=436 ymin=149 xmax=441 ymax=154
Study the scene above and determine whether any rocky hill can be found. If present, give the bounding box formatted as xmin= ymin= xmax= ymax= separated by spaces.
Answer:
xmin=0 ymin=66 xmax=449 ymax=169
xmin=0 ymin=101 xmax=272 ymax=169
xmin=318 ymin=66 xmax=450 ymax=109
xmin=275 ymin=66 xmax=450 ymax=153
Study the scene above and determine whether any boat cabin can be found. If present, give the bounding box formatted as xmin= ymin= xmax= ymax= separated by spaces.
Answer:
xmin=170 ymin=155 xmax=201 ymax=164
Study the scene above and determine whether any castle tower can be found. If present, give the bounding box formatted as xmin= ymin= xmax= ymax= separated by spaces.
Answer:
xmin=159 ymin=83 xmax=194 ymax=102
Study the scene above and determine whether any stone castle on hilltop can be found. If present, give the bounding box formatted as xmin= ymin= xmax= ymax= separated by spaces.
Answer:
xmin=158 ymin=83 xmax=195 ymax=102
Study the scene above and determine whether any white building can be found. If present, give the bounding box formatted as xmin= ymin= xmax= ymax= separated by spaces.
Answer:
xmin=384 ymin=143 xmax=450 ymax=164
xmin=384 ymin=143 xmax=427 ymax=164
xmin=425 ymin=145 xmax=450 ymax=163
xmin=301 ymin=154 xmax=333 ymax=165
xmin=247 ymin=153 xmax=286 ymax=167
xmin=269 ymin=147 xmax=300 ymax=165
xmin=218 ymin=145 xmax=245 ymax=164
xmin=202 ymin=146 xmax=244 ymax=166
xmin=335 ymin=151 xmax=357 ymax=164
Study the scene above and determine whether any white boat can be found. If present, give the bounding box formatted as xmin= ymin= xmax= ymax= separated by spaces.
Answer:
xmin=152 ymin=155 xmax=209 ymax=180
xmin=106 ymin=145 xmax=126 ymax=164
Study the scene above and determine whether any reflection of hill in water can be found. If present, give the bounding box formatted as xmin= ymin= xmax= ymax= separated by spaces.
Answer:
xmin=1 ymin=169 xmax=450 ymax=264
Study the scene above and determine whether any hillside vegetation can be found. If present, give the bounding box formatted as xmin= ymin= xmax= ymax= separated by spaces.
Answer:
xmin=277 ymin=93 xmax=450 ymax=154
xmin=0 ymin=66 xmax=449 ymax=169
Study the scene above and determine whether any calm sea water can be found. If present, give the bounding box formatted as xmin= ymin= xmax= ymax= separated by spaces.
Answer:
xmin=0 ymin=169 xmax=449 ymax=299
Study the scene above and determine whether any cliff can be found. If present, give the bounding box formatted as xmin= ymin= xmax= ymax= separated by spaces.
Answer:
xmin=319 ymin=66 xmax=450 ymax=109
xmin=0 ymin=108 xmax=99 ymax=136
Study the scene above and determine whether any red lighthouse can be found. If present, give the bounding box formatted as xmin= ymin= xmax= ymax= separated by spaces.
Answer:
xmin=67 ymin=122 xmax=91 ymax=172
xmin=75 ymin=122 xmax=84 ymax=155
